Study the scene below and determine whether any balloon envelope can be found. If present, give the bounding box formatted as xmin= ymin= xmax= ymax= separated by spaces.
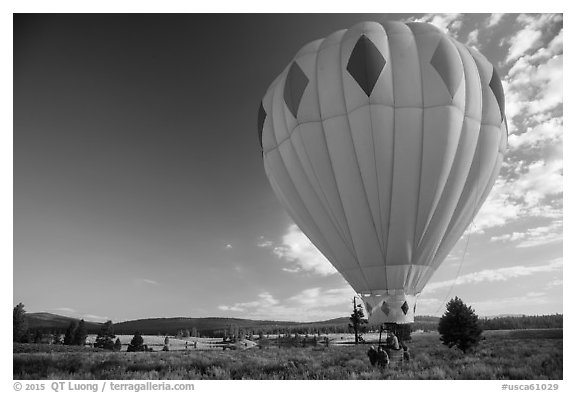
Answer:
xmin=259 ymin=21 xmax=507 ymax=324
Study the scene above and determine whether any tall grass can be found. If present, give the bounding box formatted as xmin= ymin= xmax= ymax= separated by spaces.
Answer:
xmin=13 ymin=330 xmax=562 ymax=380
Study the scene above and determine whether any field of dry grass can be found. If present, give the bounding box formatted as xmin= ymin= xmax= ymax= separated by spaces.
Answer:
xmin=13 ymin=329 xmax=562 ymax=380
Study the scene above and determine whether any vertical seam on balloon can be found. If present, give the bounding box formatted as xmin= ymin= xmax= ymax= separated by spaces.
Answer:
xmin=425 ymin=45 xmax=487 ymax=275
xmin=274 ymin=75 xmax=348 ymax=274
xmin=407 ymin=25 xmax=424 ymax=292
xmin=313 ymin=38 xmax=366 ymax=277
xmin=424 ymin=41 xmax=474 ymax=265
xmin=293 ymin=50 xmax=360 ymax=262
xmin=376 ymin=27 xmax=391 ymax=289
xmin=415 ymin=38 xmax=470 ymax=271
xmin=472 ymin=150 xmax=503 ymax=218
xmin=433 ymin=149 xmax=502 ymax=276
xmin=303 ymin=43 xmax=358 ymax=253
xmin=330 ymin=29 xmax=371 ymax=290
xmin=314 ymin=41 xmax=360 ymax=272
xmin=274 ymin=70 xmax=336 ymax=264
xmin=381 ymin=25 xmax=397 ymax=297
xmin=437 ymin=46 xmax=485 ymax=260
xmin=366 ymin=27 xmax=385 ymax=263
xmin=338 ymin=28 xmax=386 ymax=291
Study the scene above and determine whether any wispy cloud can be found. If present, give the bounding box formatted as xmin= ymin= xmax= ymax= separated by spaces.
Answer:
xmin=466 ymin=29 xmax=479 ymax=47
xmin=50 ymin=308 xmax=109 ymax=323
xmin=505 ymin=14 xmax=562 ymax=64
xmin=456 ymin=15 xmax=563 ymax=238
xmin=404 ymin=13 xmax=464 ymax=35
xmin=138 ymin=278 xmax=159 ymax=285
xmin=256 ymin=236 xmax=273 ymax=248
xmin=504 ymin=51 xmax=562 ymax=126
xmin=217 ymin=287 xmax=356 ymax=322
xmin=51 ymin=307 xmax=76 ymax=313
xmin=218 ymin=292 xmax=279 ymax=313
xmin=490 ymin=220 xmax=562 ymax=248
xmin=423 ymin=258 xmax=562 ymax=294
xmin=82 ymin=314 xmax=109 ymax=323
xmin=508 ymin=117 xmax=562 ymax=150
xmin=271 ymin=224 xmax=338 ymax=276
xmin=486 ymin=13 xmax=505 ymax=28
xmin=474 ymin=156 xmax=562 ymax=233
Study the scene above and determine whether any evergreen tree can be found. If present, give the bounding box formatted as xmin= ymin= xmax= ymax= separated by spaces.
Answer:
xmin=94 ymin=320 xmax=116 ymax=350
xmin=64 ymin=321 xmax=77 ymax=345
xmin=113 ymin=338 xmax=122 ymax=351
xmin=72 ymin=319 xmax=87 ymax=346
xmin=348 ymin=297 xmax=368 ymax=344
xmin=127 ymin=331 xmax=145 ymax=352
xmin=438 ymin=296 xmax=483 ymax=353
xmin=13 ymin=303 xmax=28 ymax=343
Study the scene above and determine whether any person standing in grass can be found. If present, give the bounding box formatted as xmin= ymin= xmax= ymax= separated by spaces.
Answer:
xmin=377 ymin=346 xmax=390 ymax=368
xmin=388 ymin=332 xmax=400 ymax=350
xmin=402 ymin=344 xmax=411 ymax=362
xmin=367 ymin=345 xmax=378 ymax=366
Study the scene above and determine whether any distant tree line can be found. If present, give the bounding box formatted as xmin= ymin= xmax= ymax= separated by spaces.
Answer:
xmin=479 ymin=314 xmax=563 ymax=330
xmin=13 ymin=301 xmax=563 ymax=347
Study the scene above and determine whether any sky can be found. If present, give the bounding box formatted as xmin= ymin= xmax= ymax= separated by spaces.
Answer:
xmin=13 ymin=13 xmax=563 ymax=323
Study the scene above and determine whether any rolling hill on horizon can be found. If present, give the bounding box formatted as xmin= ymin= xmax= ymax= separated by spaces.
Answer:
xmin=25 ymin=312 xmax=358 ymax=335
xmin=25 ymin=312 xmax=562 ymax=336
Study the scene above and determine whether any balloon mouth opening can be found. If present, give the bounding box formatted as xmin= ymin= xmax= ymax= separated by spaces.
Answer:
xmin=360 ymin=292 xmax=418 ymax=324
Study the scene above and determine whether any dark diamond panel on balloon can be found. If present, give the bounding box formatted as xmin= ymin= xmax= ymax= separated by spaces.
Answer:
xmin=283 ymin=62 xmax=309 ymax=118
xmin=401 ymin=301 xmax=409 ymax=315
xmin=489 ymin=68 xmax=506 ymax=122
xmin=430 ymin=36 xmax=463 ymax=98
xmin=257 ymin=102 xmax=266 ymax=149
xmin=346 ymin=35 xmax=386 ymax=96
xmin=365 ymin=302 xmax=373 ymax=315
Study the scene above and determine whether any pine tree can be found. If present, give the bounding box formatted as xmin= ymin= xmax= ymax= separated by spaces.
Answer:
xmin=348 ymin=297 xmax=368 ymax=344
xmin=13 ymin=303 xmax=28 ymax=343
xmin=72 ymin=319 xmax=87 ymax=346
xmin=438 ymin=296 xmax=483 ymax=353
xmin=94 ymin=320 xmax=116 ymax=350
xmin=113 ymin=338 xmax=122 ymax=351
xmin=127 ymin=331 xmax=145 ymax=352
xmin=64 ymin=321 xmax=77 ymax=345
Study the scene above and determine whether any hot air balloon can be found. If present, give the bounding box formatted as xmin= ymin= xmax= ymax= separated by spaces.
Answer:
xmin=258 ymin=21 xmax=507 ymax=324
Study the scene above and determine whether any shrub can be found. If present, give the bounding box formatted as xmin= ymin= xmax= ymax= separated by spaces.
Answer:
xmin=127 ymin=332 xmax=145 ymax=352
xmin=94 ymin=321 xmax=116 ymax=350
xmin=72 ymin=320 xmax=87 ymax=346
xmin=113 ymin=338 xmax=122 ymax=352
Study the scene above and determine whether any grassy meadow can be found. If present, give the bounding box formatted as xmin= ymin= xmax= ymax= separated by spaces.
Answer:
xmin=13 ymin=329 xmax=562 ymax=380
